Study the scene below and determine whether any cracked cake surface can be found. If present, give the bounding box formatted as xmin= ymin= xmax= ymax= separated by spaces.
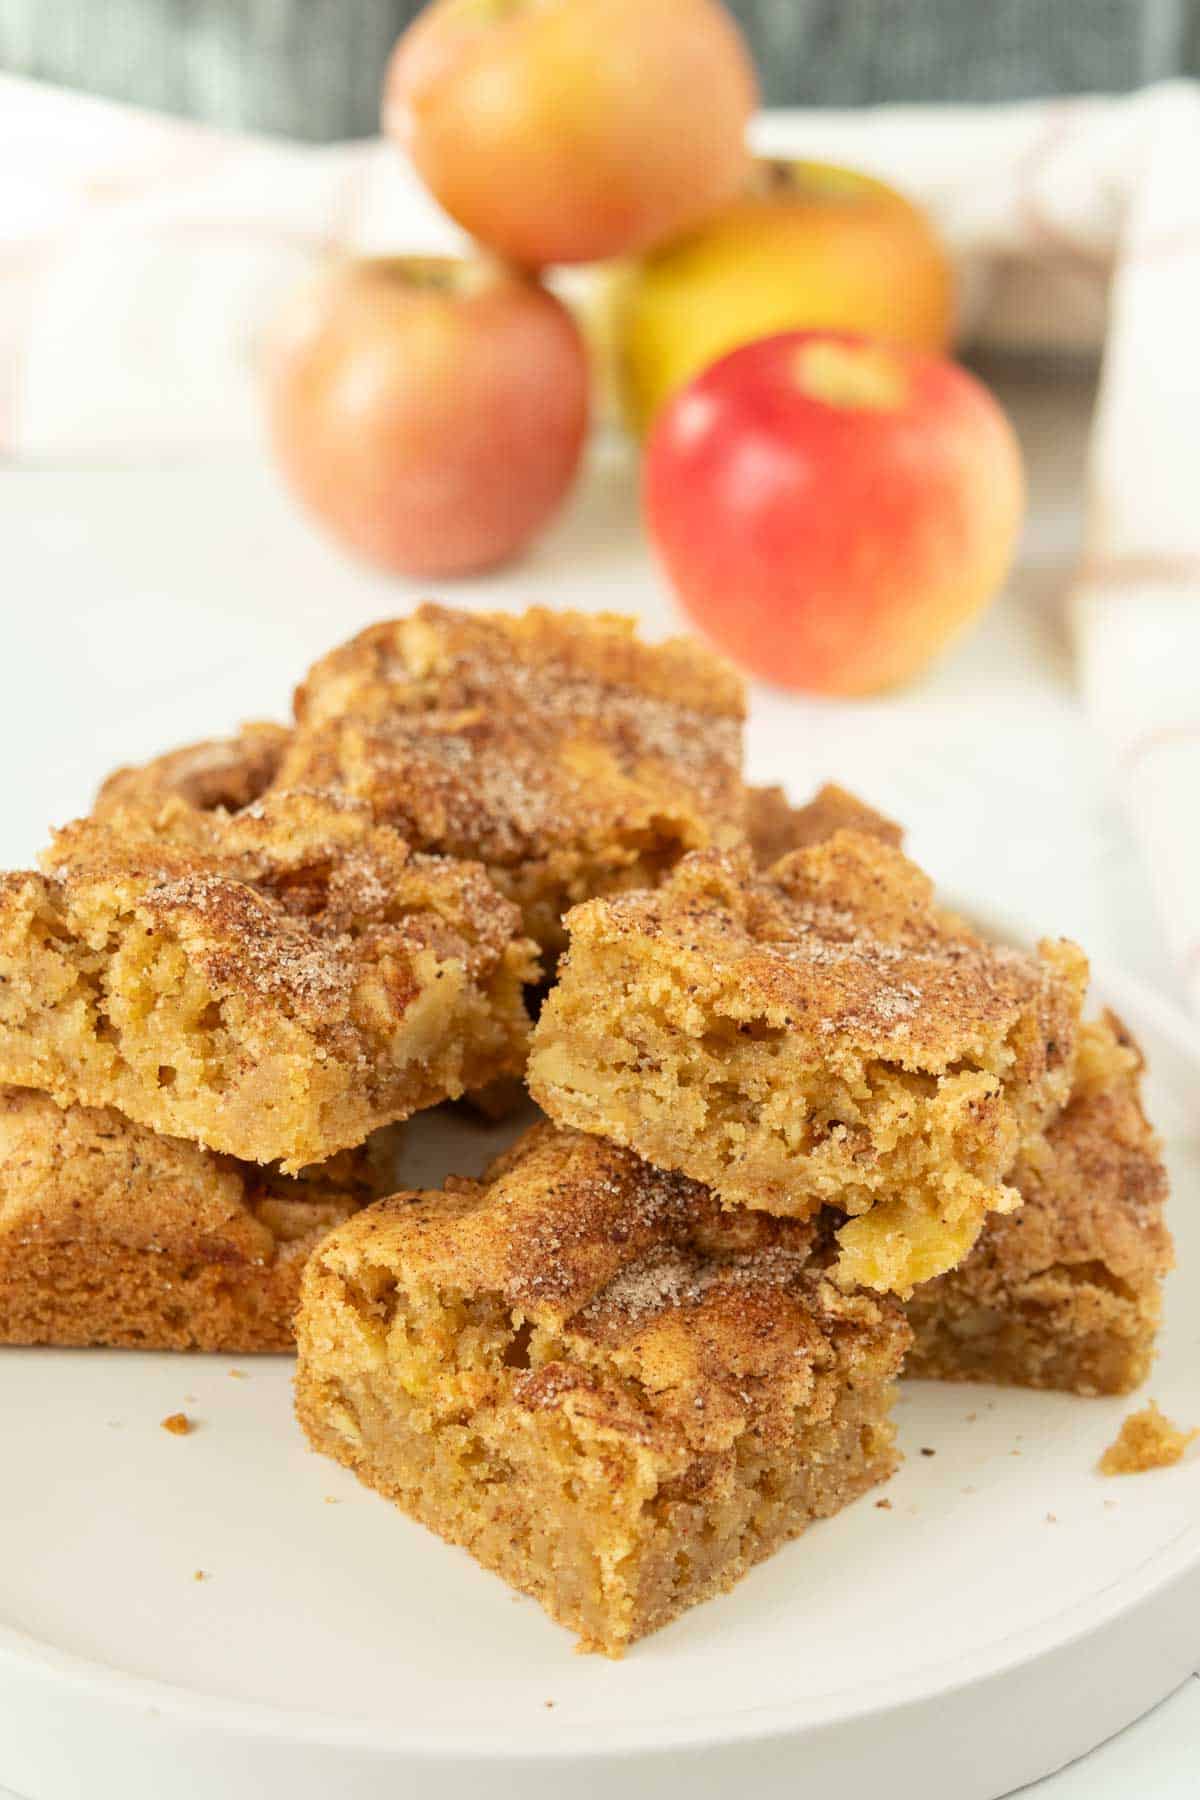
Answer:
xmin=295 ymin=1120 xmax=908 ymax=1654
xmin=0 ymin=1086 xmax=399 ymax=1350
xmin=906 ymin=1013 xmax=1173 ymax=1395
xmin=529 ymin=832 xmax=1087 ymax=1293
xmin=0 ymin=788 xmax=536 ymax=1170
xmin=277 ymin=605 xmax=747 ymax=950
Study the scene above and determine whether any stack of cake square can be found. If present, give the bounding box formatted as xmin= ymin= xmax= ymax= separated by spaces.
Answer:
xmin=0 ymin=605 xmax=1172 ymax=1654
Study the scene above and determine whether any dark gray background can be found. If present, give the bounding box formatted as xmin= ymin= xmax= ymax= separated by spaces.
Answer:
xmin=1 ymin=0 xmax=1197 ymax=139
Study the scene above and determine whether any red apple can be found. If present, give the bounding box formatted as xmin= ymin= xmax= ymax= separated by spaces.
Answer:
xmin=644 ymin=332 xmax=1025 ymax=695
xmin=384 ymin=0 xmax=757 ymax=267
xmin=265 ymin=255 xmax=589 ymax=577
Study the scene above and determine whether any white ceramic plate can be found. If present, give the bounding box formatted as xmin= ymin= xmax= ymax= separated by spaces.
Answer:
xmin=2 ymin=931 xmax=1198 ymax=1800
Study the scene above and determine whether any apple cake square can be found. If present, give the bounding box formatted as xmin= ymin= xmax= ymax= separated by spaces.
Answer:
xmin=529 ymin=832 xmax=1087 ymax=1293
xmin=295 ymin=1121 xmax=908 ymax=1654
xmin=0 ymin=789 xmax=536 ymax=1170
xmin=277 ymin=605 xmax=747 ymax=951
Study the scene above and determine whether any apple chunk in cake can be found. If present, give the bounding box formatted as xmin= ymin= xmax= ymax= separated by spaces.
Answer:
xmin=0 ymin=1087 xmax=399 ymax=1351
xmin=295 ymin=1122 xmax=908 ymax=1656
xmin=906 ymin=1015 xmax=1172 ymax=1396
xmin=529 ymin=834 xmax=1087 ymax=1294
xmin=278 ymin=604 xmax=747 ymax=951
xmin=0 ymin=791 xmax=536 ymax=1171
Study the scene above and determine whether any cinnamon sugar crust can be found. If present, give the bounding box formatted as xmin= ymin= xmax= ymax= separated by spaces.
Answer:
xmin=907 ymin=1014 xmax=1173 ymax=1395
xmin=747 ymin=782 xmax=902 ymax=867
xmin=278 ymin=606 xmax=747 ymax=951
xmin=529 ymin=833 xmax=1087 ymax=1294
xmin=94 ymin=722 xmax=291 ymax=819
xmin=0 ymin=789 xmax=536 ymax=1170
xmin=295 ymin=1121 xmax=908 ymax=1654
xmin=0 ymin=1086 xmax=398 ymax=1350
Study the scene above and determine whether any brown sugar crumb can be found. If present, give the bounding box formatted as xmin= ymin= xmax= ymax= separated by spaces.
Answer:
xmin=161 ymin=1412 xmax=192 ymax=1436
xmin=919 ymin=1446 xmax=936 ymax=1457
xmin=874 ymin=1497 xmax=893 ymax=1510
xmin=1099 ymin=1402 xmax=1198 ymax=1475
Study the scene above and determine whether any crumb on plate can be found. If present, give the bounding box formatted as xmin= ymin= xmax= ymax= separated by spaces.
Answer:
xmin=161 ymin=1412 xmax=192 ymax=1436
xmin=1099 ymin=1402 xmax=1198 ymax=1475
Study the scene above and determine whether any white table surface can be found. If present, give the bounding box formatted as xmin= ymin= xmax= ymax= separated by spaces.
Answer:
xmin=0 ymin=358 xmax=1196 ymax=1796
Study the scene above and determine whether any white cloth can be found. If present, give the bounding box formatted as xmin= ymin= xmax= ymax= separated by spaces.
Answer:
xmin=2 ymin=74 xmax=1198 ymax=1010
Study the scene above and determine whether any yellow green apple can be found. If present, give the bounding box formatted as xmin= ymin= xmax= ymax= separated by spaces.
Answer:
xmin=614 ymin=159 xmax=955 ymax=434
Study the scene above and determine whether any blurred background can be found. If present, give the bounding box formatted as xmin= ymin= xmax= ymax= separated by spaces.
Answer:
xmin=4 ymin=0 xmax=1200 ymax=134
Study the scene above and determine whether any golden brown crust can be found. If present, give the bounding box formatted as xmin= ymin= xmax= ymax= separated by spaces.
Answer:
xmin=0 ymin=1086 xmax=397 ymax=1350
xmin=529 ymin=835 xmax=1087 ymax=1292
xmin=0 ymin=789 xmax=537 ymax=1169
xmin=747 ymin=782 xmax=902 ymax=867
xmin=906 ymin=1015 xmax=1173 ymax=1395
xmin=279 ymin=606 xmax=747 ymax=949
xmin=295 ymin=1122 xmax=908 ymax=1651
xmin=94 ymin=723 xmax=291 ymax=819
